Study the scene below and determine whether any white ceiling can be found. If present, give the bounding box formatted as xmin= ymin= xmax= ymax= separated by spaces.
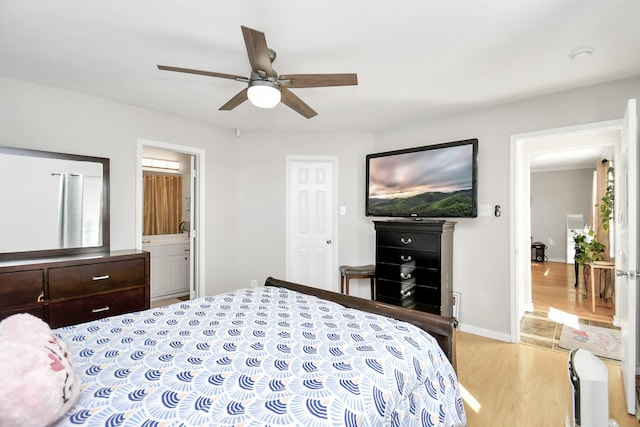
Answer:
xmin=530 ymin=146 xmax=611 ymax=172
xmin=528 ymin=129 xmax=619 ymax=172
xmin=1 ymin=1 xmax=639 ymax=133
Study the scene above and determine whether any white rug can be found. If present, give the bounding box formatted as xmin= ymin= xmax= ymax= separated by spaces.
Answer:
xmin=559 ymin=323 xmax=622 ymax=361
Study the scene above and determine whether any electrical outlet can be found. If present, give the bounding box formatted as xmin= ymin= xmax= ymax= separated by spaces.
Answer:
xmin=250 ymin=279 xmax=258 ymax=288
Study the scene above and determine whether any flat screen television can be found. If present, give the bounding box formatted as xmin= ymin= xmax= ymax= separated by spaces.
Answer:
xmin=366 ymin=139 xmax=478 ymax=218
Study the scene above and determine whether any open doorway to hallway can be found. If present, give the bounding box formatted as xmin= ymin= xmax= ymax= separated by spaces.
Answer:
xmin=528 ymin=136 xmax=617 ymax=325
xmin=511 ymin=120 xmax=620 ymax=343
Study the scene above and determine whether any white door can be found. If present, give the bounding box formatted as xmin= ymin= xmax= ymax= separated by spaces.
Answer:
xmin=615 ymin=98 xmax=638 ymax=414
xmin=286 ymin=157 xmax=337 ymax=291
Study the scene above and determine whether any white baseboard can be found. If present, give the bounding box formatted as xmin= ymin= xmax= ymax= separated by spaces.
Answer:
xmin=457 ymin=322 xmax=512 ymax=343
xmin=523 ymin=302 xmax=535 ymax=314
xmin=613 ymin=315 xmax=621 ymax=327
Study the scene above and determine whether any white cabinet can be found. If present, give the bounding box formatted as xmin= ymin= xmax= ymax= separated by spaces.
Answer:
xmin=144 ymin=241 xmax=190 ymax=298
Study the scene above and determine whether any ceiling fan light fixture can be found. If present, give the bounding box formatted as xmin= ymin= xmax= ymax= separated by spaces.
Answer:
xmin=247 ymin=80 xmax=281 ymax=108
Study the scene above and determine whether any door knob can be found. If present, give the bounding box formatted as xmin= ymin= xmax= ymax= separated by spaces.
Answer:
xmin=617 ymin=270 xmax=639 ymax=279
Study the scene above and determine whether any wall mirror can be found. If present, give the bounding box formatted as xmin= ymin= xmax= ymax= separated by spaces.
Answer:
xmin=0 ymin=146 xmax=110 ymax=260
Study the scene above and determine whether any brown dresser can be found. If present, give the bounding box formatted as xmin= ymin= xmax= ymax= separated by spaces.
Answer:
xmin=0 ymin=250 xmax=150 ymax=328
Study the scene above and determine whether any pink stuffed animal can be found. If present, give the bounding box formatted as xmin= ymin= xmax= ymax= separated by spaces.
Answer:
xmin=0 ymin=313 xmax=79 ymax=427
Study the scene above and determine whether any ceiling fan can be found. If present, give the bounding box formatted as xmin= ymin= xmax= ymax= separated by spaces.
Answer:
xmin=157 ymin=26 xmax=358 ymax=119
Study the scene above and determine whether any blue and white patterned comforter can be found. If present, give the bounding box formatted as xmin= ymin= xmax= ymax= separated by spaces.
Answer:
xmin=54 ymin=287 xmax=466 ymax=426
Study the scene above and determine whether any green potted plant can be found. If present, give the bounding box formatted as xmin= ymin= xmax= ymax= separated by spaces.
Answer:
xmin=574 ymin=166 xmax=614 ymax=266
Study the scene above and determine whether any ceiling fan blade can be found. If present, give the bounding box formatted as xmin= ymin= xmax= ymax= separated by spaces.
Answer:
xmin=158 ymin=65 xmax=249 ymax=82
xmin=279 ymin=73 xmax=358 ymax=88
xmin=241 ymin=26 xmax=273 ymax=77
xmin=280 ymin=88 xmax=317 ymax=119
xmin=158 ymin=65 xmax=248 ymax=81
xmin=219 ymin=88 xmax=248 ymax=110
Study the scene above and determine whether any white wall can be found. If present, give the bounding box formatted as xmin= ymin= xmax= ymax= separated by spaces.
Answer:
xmin=232 ymin=130 xmax=375 ymax=298
xmin=375 ymin=77 xmax=640 ymax=338
xmin=0 ymin=76 xmax=239 ymax=296
xmin=531 ymin=168 xmax=593 ymax=262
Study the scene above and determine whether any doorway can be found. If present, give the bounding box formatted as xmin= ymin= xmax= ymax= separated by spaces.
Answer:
xmin=285 ymin=155 xmax=339 ymax=291
xmin=136 ymin=138 xmax=206 ymax=300
xmin=510 ymin=119 xmax=622 ymax=343
xmin=528 ymin=133 xmax=618 ymax=325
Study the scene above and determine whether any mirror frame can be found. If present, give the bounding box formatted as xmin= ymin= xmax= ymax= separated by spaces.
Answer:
xmin=0 ymin=146 xmax=110 ymax=260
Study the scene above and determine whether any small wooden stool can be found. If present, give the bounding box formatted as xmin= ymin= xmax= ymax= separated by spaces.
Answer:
xmin=589 ymin=260 xmax=615 ymax=313
xmin=340 ymin=264 xmax=375 ymax=299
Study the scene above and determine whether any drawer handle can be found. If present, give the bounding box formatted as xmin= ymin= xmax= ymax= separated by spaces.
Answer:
xmin=92 ymin=275 xmax=110 ymax=281
xmin=400 ymin=289 xmax=414 ymax=297
xmin=400 ymin=255 xmax=412 ymax=262
xmin=400 ymin=272 xmax=412 ymax=280
xmin=37 ymin=291 xmax=44 ymax=303
xmin=91 ymin=306 xmax=110 ymax=313
xmin=400 ymin=237 xmax=412 ymax=245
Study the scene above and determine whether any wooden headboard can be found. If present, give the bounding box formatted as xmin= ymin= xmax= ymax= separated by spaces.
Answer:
xmin=264 ymin=277 xmax=457 ymax=370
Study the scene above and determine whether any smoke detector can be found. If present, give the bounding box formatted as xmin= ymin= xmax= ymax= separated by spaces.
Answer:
xmin=569 ymin=47 xmax=595 ymax=63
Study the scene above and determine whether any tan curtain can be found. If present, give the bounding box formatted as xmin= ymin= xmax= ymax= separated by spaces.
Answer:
xmin=143 ymin=174 xmax=182 ymax=235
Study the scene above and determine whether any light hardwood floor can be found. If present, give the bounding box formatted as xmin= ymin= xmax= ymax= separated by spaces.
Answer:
xmin=457 ymin=331 xmax=638 ymax=426
xmin=530 ymin=260 xmax=614 ymax=323
xmin=464 ymin=260 xmax=638 ymax=426
xmin=151 ymin=295 xmax=189 ymax=308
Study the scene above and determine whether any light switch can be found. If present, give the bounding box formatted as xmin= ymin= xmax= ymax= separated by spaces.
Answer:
xmin=478 ymin=204 xmax=491 ymax=217
xmin=340 ymin=206 xmax=346 ymax=216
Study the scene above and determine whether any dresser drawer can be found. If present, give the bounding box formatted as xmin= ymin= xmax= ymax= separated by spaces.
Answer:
xmin=0 ymin=305 xmax=46 ymax=322
xmin=377 ymin=246 xmax=439 ymax=268
xmin=376 ymin=278 xmax=416 ymax=300
xmin=377 ymin=231 xmax=440 ymax=251
xmin=376 ymin=263 xmax=440 ymax=288
xmin=49 ymin=258 xmax=146 ymax=299
xmin=0 ymin=269 xmax=44 ymax=308
xmin=377 ymin=281 xmax=441 ymax=315
xmin=48 ymin=288 xmax=147 ymax=328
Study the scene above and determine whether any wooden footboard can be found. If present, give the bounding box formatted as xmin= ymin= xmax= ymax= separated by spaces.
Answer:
xmin=264 ymin=277 xmax=457 ymax=370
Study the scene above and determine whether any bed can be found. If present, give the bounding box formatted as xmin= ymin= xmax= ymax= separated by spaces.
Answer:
xmin=52 ymin=277 xmax=465 ymax=426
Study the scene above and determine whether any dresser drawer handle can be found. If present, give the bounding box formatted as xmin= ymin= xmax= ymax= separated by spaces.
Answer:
xmin=400 ymin=289 xmax=414 ymax=297
xmin=400 ymin=255 xmax=412 ymax=262
xmin=400 ymin=237 xmax=412 ymax=245
xmin=37 ymin=291 xmax=44 ymax=303
xmin=91 ymin=306 xmax=110 ymax=313
xmin=400 ymin=272 xmax=412 ymax=280
xmin=92 ymin=275 xmax=110 ymax=281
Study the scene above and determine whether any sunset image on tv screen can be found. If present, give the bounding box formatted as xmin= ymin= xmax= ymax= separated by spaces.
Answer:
xmin=367 ymin=143 xmax=475 ymax=217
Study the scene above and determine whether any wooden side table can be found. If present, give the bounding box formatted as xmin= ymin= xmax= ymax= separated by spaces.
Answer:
xmin=589 ymin=261 xmax=615 ymax=313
